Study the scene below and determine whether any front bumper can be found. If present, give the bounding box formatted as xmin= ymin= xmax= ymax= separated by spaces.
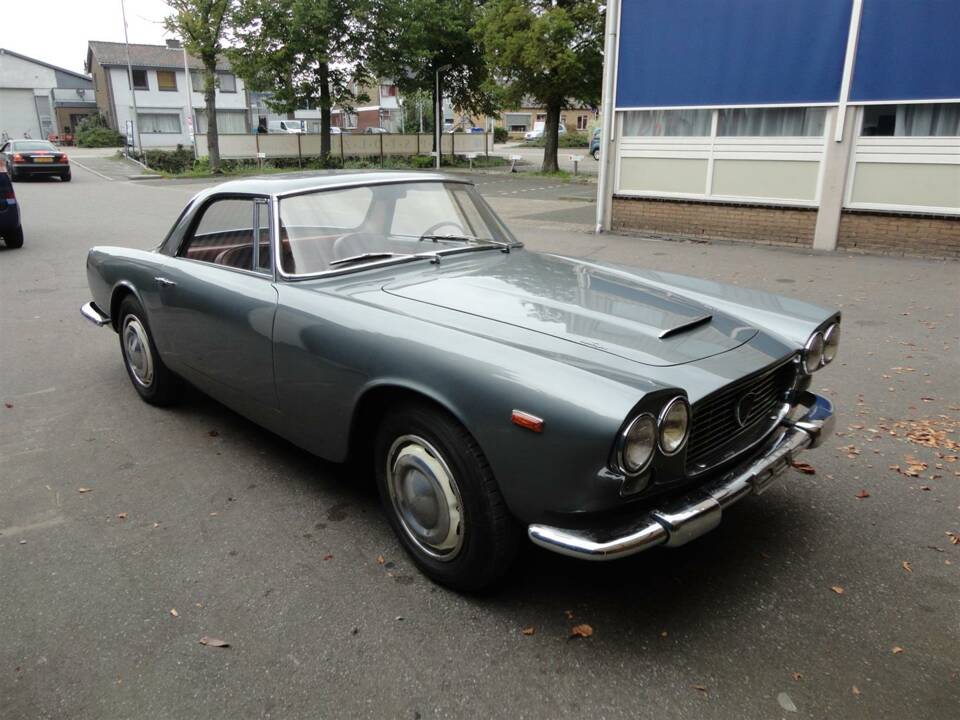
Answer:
xmin=528 ymin=391 xmax=834 ymax=560
xmin=81 ymin=301 xmax=111 ymax=327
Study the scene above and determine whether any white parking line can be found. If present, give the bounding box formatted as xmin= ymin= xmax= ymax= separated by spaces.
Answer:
xmin=70 ymin=159 xmax=113 ymax=181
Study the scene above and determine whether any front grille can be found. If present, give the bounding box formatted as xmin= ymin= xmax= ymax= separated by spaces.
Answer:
xmin=685 ymin=357 xmax=798 ymax=474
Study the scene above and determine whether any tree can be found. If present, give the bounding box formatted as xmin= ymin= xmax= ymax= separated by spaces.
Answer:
xmin=368 ymin=0 xmax=497 ymax=151
xmin=165 ymin=0 xmax=234 ymax=173
xmin=475 ymin=0 xmax=603 ymax=172
xmin=229 ymin=0 xmax=369 ymax=158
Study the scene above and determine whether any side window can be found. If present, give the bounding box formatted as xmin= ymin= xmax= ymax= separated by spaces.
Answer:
xmin=180 ymin=198 xmax=272 ymax=273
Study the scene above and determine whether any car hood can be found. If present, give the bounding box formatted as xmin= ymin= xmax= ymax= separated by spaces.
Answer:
xmin=382 ymin=251 xmax=758 ymax=367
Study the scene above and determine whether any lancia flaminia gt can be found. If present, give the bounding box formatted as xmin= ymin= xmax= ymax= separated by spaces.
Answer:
xmin=82 ymin=172 xmax=838 ymax=590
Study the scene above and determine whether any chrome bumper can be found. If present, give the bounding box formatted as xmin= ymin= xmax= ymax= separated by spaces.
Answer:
xmin=80 ymin=301 xmax=111 ymax=327
xmin=528 ymin=392 xmax=834 ymax=561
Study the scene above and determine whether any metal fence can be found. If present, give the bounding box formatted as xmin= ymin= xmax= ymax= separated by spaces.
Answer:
xmin=194 ymin=132 xmax=493 ymax=161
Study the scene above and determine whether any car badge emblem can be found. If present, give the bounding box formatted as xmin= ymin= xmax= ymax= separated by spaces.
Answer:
xmin=735 ymin=391 xmax=759 ymax=427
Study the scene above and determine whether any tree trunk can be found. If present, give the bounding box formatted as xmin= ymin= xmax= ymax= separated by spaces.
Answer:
xmin=204 ymin=63 xmax=221 ymax=174
xmin=541 ymin=100 xmax=562 ymax=173
xmin=319 ymin=62 xmax=331 ymax=159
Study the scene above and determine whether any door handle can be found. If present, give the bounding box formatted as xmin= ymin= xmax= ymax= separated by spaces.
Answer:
xmin=155 ymin=276 xmax=176 ymax=288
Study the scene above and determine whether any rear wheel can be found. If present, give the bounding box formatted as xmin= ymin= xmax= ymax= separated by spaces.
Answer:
xmin=2 ymin=226 xmax=23 ymax=249
xmin=61 ymin=171 xmax=71 ymax=182
xmin=117 ymin=296 xmax=181 ymax=406
xmin=374 ymin=402 xmax=520 ymax=592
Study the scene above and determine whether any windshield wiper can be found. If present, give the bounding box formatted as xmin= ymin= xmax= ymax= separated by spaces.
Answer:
xmin=328 ymin=252 xmax=405 ymax=267
xmin=417 ymin=233 xmax=511 ymax=251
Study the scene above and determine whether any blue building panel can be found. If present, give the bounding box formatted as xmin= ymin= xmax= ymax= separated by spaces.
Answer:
xmin=615 ymin=0 xmax=853 ymax=109
xmin=851 ymin=0 xmax=960 ymax=102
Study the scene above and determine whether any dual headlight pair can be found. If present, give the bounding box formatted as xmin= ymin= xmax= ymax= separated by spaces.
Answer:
xmin=617 ymin=396 xmax=689 ymax=476
xmin=803 ymin=322 xmax=841 ymax=374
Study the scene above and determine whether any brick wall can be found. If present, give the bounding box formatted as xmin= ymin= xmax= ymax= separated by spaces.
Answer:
xmin=612 ymin=196 xmax=816 ymax=247
xmin=838 ymin=210 xmax=960 ymax=259
xmin=612 ymin=196 xmax=960 ymax=258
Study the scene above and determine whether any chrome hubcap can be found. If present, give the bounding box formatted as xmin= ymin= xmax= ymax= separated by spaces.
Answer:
xmin=387 ymin=435 xmax=464 ymax=561
xmin=122 ymin=315 xmax=154 ymax=387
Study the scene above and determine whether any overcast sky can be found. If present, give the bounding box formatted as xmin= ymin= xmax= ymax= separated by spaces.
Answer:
xmin=4 ymin=0 xmax=172 ymax=74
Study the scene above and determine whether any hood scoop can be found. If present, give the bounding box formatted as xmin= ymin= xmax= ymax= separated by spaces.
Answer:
xmin=658 ymin=314 xmax=713 ymax=339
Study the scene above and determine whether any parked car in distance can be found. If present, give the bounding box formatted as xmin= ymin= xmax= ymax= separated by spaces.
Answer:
xmin=267 ymin=120 xmax=304 ymax=134
xmin=590 ymin=127 xmax=601 ymax=160
xmin=0 ymin=139 xmax=70 ymax=181
xmin=81 ymin=172 xmax=838 ymax=591
xmin=364 ymin=127 xmax=389 ymax=134
xmin=524 ymin=122 xmax=566 ymax=141
xmin=0 ymin=158 xmax=23 ymax=248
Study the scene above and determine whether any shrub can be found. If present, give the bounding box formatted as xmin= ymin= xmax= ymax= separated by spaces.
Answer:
xmin=527 ymin=132 xmax=590 ymax=148
xmin=493 ymin=126 xmax=509 ymax=143
xmin=75 ymin=116 xmax=124 ymax=148
xmin=142 ymin=146 xmax=195 ymax=174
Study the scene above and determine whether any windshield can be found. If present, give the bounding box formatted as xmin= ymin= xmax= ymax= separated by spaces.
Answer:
xmin=13 ymin=141 xmax=57 ymax=152
xmin=278 ymin=181 xmax=518 ymax=275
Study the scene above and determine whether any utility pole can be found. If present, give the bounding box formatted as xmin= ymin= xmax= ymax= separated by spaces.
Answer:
xmin=181 ymin=40 xmax=197 ymax=159
xmin=120 ymin=0 xmax=143 ymax=159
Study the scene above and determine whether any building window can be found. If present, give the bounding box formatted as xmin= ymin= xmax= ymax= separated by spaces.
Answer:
xmin=217 ymin=73 xmax=237 ymax=93
xmin=622 ymin=109 xmax=712 ymax=137
xmin=717 ymin=107 xmax=826 ymax=137
xmin=138 ymin=113 xmax=181 ymax=134
xmin=194 ymin=110 xmax=247 ymax=134
xmin=536 ymin=113 xmax=546 ymax=122
xmin=861 ymin=103 xmax=960 ymax=137
xmin=191 ymin=71 xmax=205 ymax=92
xmin=157 ymin=70 xmax=178 ymax=92
xmin=577 ymin=115 xmax=589 ymax=130
xmin=380 ymin=84 xmax=397 ymax=97
xmin=131 ymin=69 xmax=149 ymax=90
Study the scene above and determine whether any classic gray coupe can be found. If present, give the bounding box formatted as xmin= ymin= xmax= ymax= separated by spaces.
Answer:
xmin=82 ymin=172 xmax=838 ymax=590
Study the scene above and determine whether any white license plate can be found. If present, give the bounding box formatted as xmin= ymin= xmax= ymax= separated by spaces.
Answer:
xmin=34 ymin=157 xmax=54 ymax=163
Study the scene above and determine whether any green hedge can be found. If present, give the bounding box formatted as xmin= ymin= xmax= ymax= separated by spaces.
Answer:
xmin=75 ymin=116 xmax=124 ymax=148
xmin=493 ymin=126 xmax=509 ymax=143
xmin=526 ymin=132 xmax=590 ymax=148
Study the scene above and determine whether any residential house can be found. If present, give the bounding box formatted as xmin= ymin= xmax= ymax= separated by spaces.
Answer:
xmin=332 ymin=80 xmax=403 ymax=133
xmin=86 ymin=40 xmax=248 ymax=150
xmin=0 ymin=48 xmax=97 ymax=140
xmin=490 ymin=100 xmax=598 ymax=136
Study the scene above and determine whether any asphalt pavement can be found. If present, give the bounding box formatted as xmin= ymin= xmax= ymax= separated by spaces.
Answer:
xmin=1 ymin=157 xmax=957 ymax=719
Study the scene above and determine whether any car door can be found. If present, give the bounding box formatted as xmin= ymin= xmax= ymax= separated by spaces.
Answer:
xmin=156 ymin=195 xmax=279 ymax=416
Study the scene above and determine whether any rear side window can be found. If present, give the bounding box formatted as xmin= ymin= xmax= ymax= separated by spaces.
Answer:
xmin=180 ymin=198 xmax=271 ymax=273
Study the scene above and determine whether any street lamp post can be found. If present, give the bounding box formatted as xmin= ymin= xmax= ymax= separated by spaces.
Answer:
xmin=119 ymin=0 xmax=143 ymax=160
xmin=434 ymin=64 xmax=451 ymax=169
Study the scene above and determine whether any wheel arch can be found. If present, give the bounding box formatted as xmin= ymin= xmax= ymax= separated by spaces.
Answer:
xmin=108 ymin=281 xmax=143 ymax=332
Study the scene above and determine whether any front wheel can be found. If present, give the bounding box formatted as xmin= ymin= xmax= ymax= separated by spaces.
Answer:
xmin=117 ymin=296 xmax=181 ymax=406
xmin=592 ymin=148 xmax=600 ymax=161
xmin=374 ymin=403 xmax=520 ymax=591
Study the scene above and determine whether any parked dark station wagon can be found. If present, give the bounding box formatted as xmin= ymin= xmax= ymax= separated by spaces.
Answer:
xmin=82 ymin=172 xmax=838 ymax=590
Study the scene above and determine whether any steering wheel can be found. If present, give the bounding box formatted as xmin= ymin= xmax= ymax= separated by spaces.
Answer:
xmin=420 ymin=221 xmax=466 ymax=239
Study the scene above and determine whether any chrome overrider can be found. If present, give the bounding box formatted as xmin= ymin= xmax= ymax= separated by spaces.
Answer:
xmin=81 ymin=301 xmax=111 ymax=327
xmin=528 ymin=391 xmax=834 ymax=560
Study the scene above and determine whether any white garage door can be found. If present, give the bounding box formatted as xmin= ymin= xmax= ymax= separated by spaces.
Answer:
xmin=0 ymin=89 xmax=42 ymax=141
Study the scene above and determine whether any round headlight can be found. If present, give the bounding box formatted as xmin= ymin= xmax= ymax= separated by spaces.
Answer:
xmin=619 ymin=414 xmax=656 ymax=474
xmin=803 ymin=331 xmax=824 ymax=374
xmin=822 ymin=323 xmax=840 ymax=364
xmin=658 ymin=397 xmax=689 ymax=455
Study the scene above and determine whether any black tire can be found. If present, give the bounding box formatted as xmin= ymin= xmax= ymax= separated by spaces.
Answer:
xmin=374 ymin=402 xmax=520 ymax=592
xmin=61 ymin=171 xmax=71 ymax=182
xmin=3 ymin=226 xmax=24 ymax=249
xmin=592 ymin=148 xmax=600 ymax=161
xmin=8 ymin=167 xmax=18 ymax=182
xmin=117 ymin=295 xmax=181 ymax=406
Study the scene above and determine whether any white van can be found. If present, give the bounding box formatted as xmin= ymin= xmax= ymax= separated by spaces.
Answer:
xmin=267 ymin=120 xmax=304 ymax=134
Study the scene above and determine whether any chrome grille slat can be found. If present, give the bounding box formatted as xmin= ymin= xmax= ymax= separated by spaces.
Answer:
xmin=686 ymin=358 xmax=798 ymax=472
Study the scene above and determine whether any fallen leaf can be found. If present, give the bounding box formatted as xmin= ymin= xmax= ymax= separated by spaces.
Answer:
xmin=116 ymin=512 xmax=128 ymax=520
xmin=152 ymin=522 xmax=160 ymax=529
xmin=208 ymin=430 xmax=220 ymax=437
xmin=791 ymin=672 xmax=803 ymax=681
xmin=691 ymin=684 xmax=707 ymax=693
xmin=777 ymin=692 xmax=798 ymax=713
xmin=18 ymin=539 xmax=26 ymax=545
xmin=376 ymin=554 xmax=385 ymax=565
xmin=901 ymin=561 xmax=912 ymax=573
xmin=892 ymin=646 xmax=904 ymax=654
xmin=322 ymin=554 xmax=333 ymax=561
xmin=198 ymin=636 xmax=229 ymax=648
xmin=791 ymin=461 xmax=816 ymax=475
xmin=3 ymin=401 xmax=13 ymax=409
xmin=947 ymin=532 xmax=960 ymax=545
xmin=564 ymin=610 xmax=575 ymax=621
xmin=927 ymin=545 xmax=945 ymax=553
xmin=855 ymin=489 xmax=870 ymax=499
xmin=77 ymin=487 xmax=92 ymax=494
xmin=831 ymin=585 xmax=845 ymax=595
xmin=660 ymin=630 xmax=668 ymax=639
xmin=209 ymin=512 xmax=218 ymax=517
xmin=521 ymin=626 xmax=536 ymax=636
xmin=170 ymin=609 xmax=179 ymax=617
xmin=852 ymin=686 xmax=861 ymax=697
xmin=569 ymin=624 xmax=593 ymax=639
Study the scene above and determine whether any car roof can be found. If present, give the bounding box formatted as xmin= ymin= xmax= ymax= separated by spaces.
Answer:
xmin=194 ymin=171 xmax=471 ymax=199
